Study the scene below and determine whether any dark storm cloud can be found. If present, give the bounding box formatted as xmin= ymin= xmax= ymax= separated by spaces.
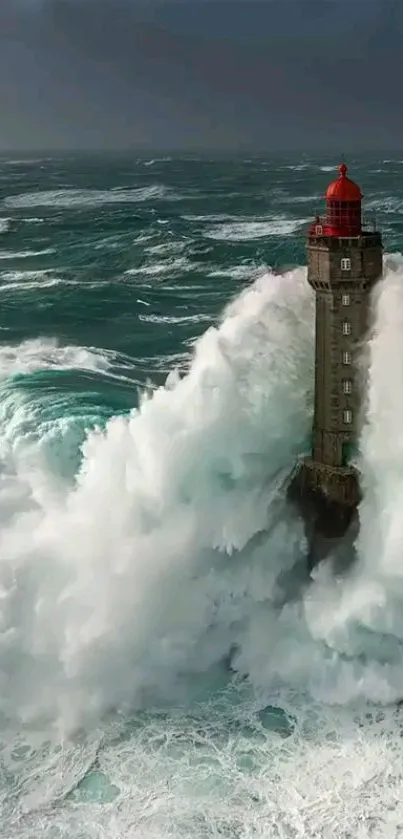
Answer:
xmin=0 ymin=0 xmax=402 ymax=151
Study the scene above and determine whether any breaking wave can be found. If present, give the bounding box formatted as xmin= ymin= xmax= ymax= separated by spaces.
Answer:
xmin=2 ymin=257 xmax=403 ymax=835
xmin=0 ymin=267 xmax=313 ymax=732
xmin=0 ymin=337 xmax=118 ymax=378
xmin=204 ymin=219 xmax=307 ymax=241
xmin=1 ymin=256 xmax=403 ymax=723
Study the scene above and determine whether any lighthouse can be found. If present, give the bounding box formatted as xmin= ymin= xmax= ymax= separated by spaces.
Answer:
xmin=288 ymin=163 xmax=383 ymax=568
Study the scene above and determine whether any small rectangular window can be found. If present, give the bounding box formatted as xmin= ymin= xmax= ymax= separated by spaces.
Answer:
xmin=342 ymin=321 xmax=351 ymax=335
xmin=341 ymin=258 xmax=351 ymax=271
xmin=343 ymin=351 xmax=351 ymax=365
xmin=342 ymin=294 xmax=350 ymax=306
xmin=343 ymin=379 xmax=352 ymax=394
xmin=343 ymin=409 xmax=353 ymax=425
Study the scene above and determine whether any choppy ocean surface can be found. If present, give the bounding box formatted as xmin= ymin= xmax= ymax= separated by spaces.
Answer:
xmin=1 ymin=152 xmax=403 ymax=837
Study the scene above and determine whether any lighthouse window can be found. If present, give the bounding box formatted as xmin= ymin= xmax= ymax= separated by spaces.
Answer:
xmin=343 ymin=379 xmax=352 ymax=394
xmin=341 ymin=258 xmax=351 ymax=271
xmin=342 ymin=321 xmax=352 ymax=335
xmin=342 ymin=294 xmax=350 ymax=306
xmin=343 ymin=379 xmax=353 ymax=393
xmin=342 ymin=351 xmax=351 ymax=365
xmin=343 ymin=410 xmax=353 ymax=425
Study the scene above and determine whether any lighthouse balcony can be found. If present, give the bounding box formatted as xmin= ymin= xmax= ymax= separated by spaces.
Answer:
xmin=308 ymin=216 xmax=381 ymax=247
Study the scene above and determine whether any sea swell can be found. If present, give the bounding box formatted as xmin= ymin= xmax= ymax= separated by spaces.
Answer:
xmin=3 ymin=185 xmax=182 ymax=210
xmin=1 ymin=154 xmax=403 ymax=838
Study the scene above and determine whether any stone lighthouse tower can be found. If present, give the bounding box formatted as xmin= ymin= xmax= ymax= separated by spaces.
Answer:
xmin=289 ymin=163 xmax=383 ymax=567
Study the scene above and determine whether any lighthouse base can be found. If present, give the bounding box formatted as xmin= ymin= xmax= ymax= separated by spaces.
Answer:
xmin=287 ymin=458 xmax=360 ymax=571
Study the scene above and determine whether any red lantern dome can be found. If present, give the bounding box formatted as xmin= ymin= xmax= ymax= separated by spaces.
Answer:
xmin=309 ymin=163 xmax=363 ymax=238
xmin=325 ymin=163 xmax=363 ymax=202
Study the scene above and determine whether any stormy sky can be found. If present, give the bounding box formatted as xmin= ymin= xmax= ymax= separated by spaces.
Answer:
xmin=1 ymin=0 xmax=402 ymax=151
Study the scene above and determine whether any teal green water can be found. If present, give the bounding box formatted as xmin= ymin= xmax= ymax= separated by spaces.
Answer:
xmin=1 ymin=152 xmax=403 ymax=838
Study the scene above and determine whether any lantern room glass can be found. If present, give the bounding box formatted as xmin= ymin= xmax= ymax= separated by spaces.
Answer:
xmin=326 ymin=200 xmax=362 ymax=235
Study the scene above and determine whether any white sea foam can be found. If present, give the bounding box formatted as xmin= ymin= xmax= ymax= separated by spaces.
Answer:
xmin=0 ymin=276 xmax=110 ymax=294
xmin=133 ymin=233 xmax=156 ymax=245
xmin=3 ymin=158 xmax=48 ymax=166
xmin=3 ymin=185 xmax=178 ymax=210
xmin=182 ymin=213 xmax=238 ymax=222
xmin=139 ymin=313 xmax=212 ymax=325
xmin=125 ymin=257 xmax=199 ymax=277
xmin=208 ymin=265 xmax=261 ymax=280
xmin=285 ymin=163 xmax=310 ymax=171
xmin=0 ymin=268 xmax=314 ymax=733
xmin=204 ymin=218 xmax=307 ymax=241
xmin=366 ymin=196 xmax=403 ymax=215
xmin=0 ymin=248 xmax=55 ymax=260
xmin=145 ymin=241 xmax=186 ymax=256
xmin=0 ymin=279 xmax=62 ymax=293
xmin=125 ymin=263 xmax=169 ymax=277
xmin=0 ymin=270 xmax=107 ymax=293
xmin=143 ymin=157 xmax=173 ymax=166
xmin=1 ymin=269 xmax=53 ymax=281
xmin=3 ymin=260 xmax=403 ymax=836
xmin=0 ymin=337 xmax=114 ymax=378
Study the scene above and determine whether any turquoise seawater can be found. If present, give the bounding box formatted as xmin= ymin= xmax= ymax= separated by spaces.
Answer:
xmin=1 ymin=153 xmax=403 ymax=837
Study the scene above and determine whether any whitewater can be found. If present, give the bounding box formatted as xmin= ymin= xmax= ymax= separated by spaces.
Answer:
xmin=1 ymin=153 xmax=403 ymax=838
xmin=0 ymin=256 xmax=402 ymax=836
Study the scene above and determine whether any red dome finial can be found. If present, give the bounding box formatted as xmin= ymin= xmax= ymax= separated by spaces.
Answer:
xmin=339 ymin=162 xmax=347 ymax=178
